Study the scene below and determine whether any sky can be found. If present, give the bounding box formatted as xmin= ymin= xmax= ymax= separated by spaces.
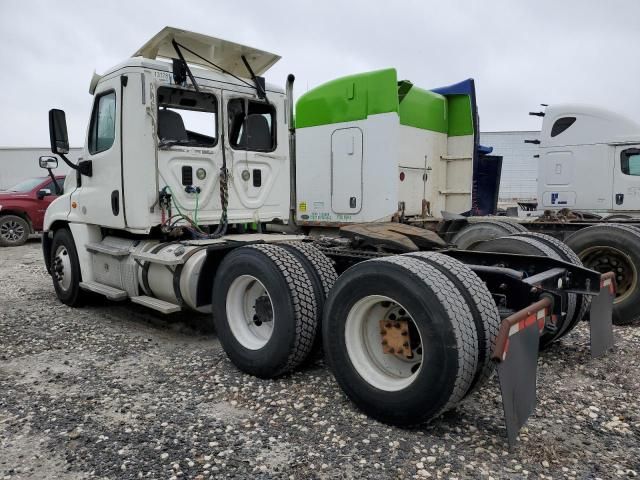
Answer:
xmin=0 ymin=0 xmax=639 ymax=147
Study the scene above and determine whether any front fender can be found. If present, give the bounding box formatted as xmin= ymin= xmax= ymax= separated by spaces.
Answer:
xmin=43 ymin=194 xmax=71 ymax=231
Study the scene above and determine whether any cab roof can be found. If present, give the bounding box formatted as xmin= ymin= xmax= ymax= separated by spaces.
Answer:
xmin=132 ymin=27 xmax=281 ymax=78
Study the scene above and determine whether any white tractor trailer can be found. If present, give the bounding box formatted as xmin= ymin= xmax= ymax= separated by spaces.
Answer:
xmin=40 ymin=27 xmax=615 ymax=446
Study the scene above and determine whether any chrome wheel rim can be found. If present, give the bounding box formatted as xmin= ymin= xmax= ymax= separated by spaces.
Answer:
xmin=226 ymin=275 xmax=275 ymax=350
xmin=52 ymin=245 xmax=72 ymax=291
xmin=345 ymin=295 xmax=423 ymax=392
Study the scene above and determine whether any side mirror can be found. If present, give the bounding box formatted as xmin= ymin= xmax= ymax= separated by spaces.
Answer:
xmin=48 ymin=109 xmax=69 ymax=154
xmin=37 ymin=189 xmax=52 ymax=200
xmin=39 ymin=155 xmax=58 ymax=170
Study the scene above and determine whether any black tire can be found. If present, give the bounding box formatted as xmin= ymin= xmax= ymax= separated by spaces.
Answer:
xmin=50 ymin=228 xmax=88 ymax=306
xmin=322 ymin=255 xmax=478 ymax=426
xmin=0 ymin=215 xmax=30 ymax=247
xmin=212 ymin=244 xmax=318 ymax=378
xmin=451 ymin=220 xmax=526 ymax=250
xmin=509 ymin=232 xmax=590 ymax=336
xmin=404 ymin=251 xmax=501 ymax=395
xmin=474 ymin=235 xmax=576 ymax=347
xmin=279 ymin=241 xmax=337 ymax=353
xmin=566 ymin=224 xmax=640 ymax=325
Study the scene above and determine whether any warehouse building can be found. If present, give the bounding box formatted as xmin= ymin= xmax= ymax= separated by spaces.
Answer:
xmin=480 ymin=131 xmax=540 ymax=206
xmin=0 ymin=147 xmax=80 ymax=189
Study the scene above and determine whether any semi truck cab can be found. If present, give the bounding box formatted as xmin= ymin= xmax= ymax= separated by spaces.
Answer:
xmin=537 ymin=104 xmax=640 ymax=214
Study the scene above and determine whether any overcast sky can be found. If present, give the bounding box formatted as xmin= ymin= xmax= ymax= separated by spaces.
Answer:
xmin=1 ymin=0 xmax=638 ymax=147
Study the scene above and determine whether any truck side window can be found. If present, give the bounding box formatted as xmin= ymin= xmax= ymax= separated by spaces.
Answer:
xmin=228 ymin=99 xmax=276 ymax=152
xmin=621 ymin=149 xmax=640 ymax=176
xmin=88 ymin=91 xmax=117 ymax=154
xmin=156 ymin=87 xmax=217 ymax=148
xmin=550 ymin=117 xmax=576 ymax=137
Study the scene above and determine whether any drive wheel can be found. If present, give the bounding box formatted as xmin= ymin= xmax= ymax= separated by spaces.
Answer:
xmin=404 ymin=251 xmax=501 ymax=396
xmin=0 ymin=215 xmax=29 ymax=247
xmin=510 ymin=232 xmax=590 ymax=336
xmin=474 ymin=235 xmax=576 ymax=347
xmin=279 ymin=241 xmax=337 ymax=354
xmin=323 ymin=255 xmax=478 ymax=426
xmin=450 ymin=220 xmax=526 ymax=250
xmin=50 ymin=228 xmax=87 ymax=306
xmin=212 ymin=244 xmax=317 ymax=378
xmin=566 ymin=224 xmax=640 ymax=325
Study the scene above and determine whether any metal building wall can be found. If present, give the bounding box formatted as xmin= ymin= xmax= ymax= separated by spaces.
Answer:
xmin=0 ymin=147 xmax=81 ymax=189
xmin=480 ymin=131 xmax=540 ymax=205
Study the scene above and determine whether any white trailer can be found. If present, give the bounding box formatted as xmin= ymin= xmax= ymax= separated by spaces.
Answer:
xmin=39 ymin=27 xmax=614 ymax=445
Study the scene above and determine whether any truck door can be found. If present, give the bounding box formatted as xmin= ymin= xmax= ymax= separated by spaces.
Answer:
xmin=612 ymin=145 xmax=640 ymax=211
xmin=331 ymin=127 xmax=363 ymax=214
xmin=225 ymin=94 xmax=282 ymax=213
xmin=71 ymin=77 xmax=125 ymax=228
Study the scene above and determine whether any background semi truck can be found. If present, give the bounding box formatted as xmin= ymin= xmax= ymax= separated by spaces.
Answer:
xmin=444 ymin=105 xmax=640 ymax=326
xmin=40 ymin=27 xmax=615 ymax=445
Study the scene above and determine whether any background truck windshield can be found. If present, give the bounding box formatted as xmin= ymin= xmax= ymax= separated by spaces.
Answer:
xmin=4 ymin=177 xmax=46 ymax=192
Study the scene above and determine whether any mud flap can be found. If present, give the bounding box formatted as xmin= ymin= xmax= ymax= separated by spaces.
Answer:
xmin=492 ymin=299 xmax=550 ymax=448
xmin=589 ymin=272 xmax=615 ymax=358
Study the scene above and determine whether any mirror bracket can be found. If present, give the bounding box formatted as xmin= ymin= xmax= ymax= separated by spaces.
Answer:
xmin=78 ymin=159 xmax=93 ymax=177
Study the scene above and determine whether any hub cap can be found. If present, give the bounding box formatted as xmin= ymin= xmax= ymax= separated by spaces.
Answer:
xmin=226 ymin=275 xmax=275 ymax=350
xmin=580 ymin=246 xmax=637 ymax=304
xmin=345 ymin=295 xmax=423 ymax=392
xmin=0 ymin=219 xmax=25 ymax=243
xmin=52 ymin=245 xmax=72 ymax=292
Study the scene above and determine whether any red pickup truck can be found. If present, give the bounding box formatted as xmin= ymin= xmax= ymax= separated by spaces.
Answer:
xmin=0 ymin=175 xmax=66 ymax=246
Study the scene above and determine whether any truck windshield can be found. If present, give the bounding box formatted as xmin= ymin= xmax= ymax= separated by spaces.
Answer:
xmin=4 ymin=177 xmax=47 ymax=192
xmin=157 ymin=87 xmax=217 ymax=148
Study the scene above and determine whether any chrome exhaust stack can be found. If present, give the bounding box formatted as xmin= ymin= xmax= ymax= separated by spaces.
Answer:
xmin=286 ymin=74 xmax=297 ymax=227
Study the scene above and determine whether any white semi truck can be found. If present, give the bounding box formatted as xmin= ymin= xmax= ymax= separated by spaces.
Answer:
xmin=442 ymin=105 xmax=640 ymax=327
xmin=535 ymin=104 xmax=640 ymax=216
xmin=40 ymin=27 xmax=615 ymax=445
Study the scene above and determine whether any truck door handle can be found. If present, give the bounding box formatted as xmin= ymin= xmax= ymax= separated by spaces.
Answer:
xmin=111 ymin=190 xmax=120 ymax=215
xmin=616 ymin=193 xmax=624 ymax=205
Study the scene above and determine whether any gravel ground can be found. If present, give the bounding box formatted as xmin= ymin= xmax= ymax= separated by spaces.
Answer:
xmin=1 ymin=242 xmax=639 ymax=480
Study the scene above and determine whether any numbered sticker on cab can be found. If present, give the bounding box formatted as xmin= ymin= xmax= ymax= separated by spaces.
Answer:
xmin=153 ymin=71 xmax=172 ymax=84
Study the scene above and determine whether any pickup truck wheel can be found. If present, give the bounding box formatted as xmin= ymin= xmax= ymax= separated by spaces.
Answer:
xmin=0 ymin=215 xmax=29 ymax=247
xmin=322 ymin=255 xmax=478 ymax=426
xmin=212 ymin=244 xmax=317 ymax=378
xmin=566 ymin=224 xmax=640 ymax=325
xmin=50 ymin=228 xmax=87 ymax=306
